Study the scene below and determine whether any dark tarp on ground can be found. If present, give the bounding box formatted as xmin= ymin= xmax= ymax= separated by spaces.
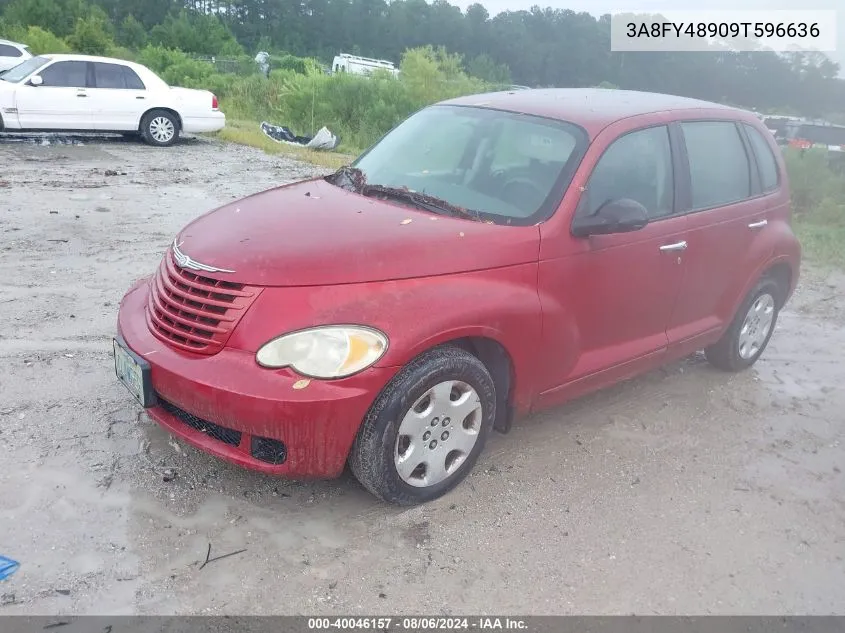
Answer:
xmin=260 ymin=121 xmax=340 ymax=151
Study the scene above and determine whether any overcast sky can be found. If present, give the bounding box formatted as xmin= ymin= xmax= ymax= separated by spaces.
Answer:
xmin=447 ymin=0 xmax=845 ymax=77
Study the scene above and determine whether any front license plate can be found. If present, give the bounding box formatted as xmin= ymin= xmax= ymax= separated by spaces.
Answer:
xmin=113 ymin=337 xmax=155 ymax=407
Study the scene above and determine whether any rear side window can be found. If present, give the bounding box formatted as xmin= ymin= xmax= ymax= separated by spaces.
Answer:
xmin=92 ymin=62 xmax=146 ymax=89
xmin=681 ymin=121 xmax=751 ymax=210
xmin=580 ymin=125 xmax=674 ymax=220
xmin=39 ymin=61 xmax=88 ymax=88
xmin=0 ymin=44 xmax=23 ymax=57
xmin=744 ymin=124 xmax=779 ymax=192
xmin=124 ymin=67 xmax=145 ymax=89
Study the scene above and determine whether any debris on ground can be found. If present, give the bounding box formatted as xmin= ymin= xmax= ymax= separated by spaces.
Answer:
xmin=260 ymin=121 xmax=340 ymax=151
xmin=0 ymin=556 xmax=20 ymax=580
xmin=198 ymin=543 xmax=248 ymax=570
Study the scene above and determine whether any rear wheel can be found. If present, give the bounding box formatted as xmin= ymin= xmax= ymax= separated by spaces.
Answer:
xmin=140 ymin=110 xmax=179 ymax=147
xmin=349 ymin=345 xmax=496 ymax=505
xmin=705 ymin=277 xmax=781 ymax=371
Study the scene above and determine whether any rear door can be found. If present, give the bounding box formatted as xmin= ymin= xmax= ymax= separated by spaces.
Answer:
xmin=87 ymin=62 xmax=149 ymax=131
xmin=666 ymin=119 xmax=770 ymax=348
xmin=14 ymin=60 xmax=93 ymax=129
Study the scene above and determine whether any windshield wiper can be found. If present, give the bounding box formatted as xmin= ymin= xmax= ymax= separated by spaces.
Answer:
xmin=325 ymin=165 xmax=365 ymax=192
xmin=361 ymin=184 xmax=480 ymax=221
xmin=325 ymin=166 xmax=481 ymax=221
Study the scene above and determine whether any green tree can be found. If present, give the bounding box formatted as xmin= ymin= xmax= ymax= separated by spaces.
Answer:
xmin=117 ymin=14 xmax=146 ymax=49
xmin=149 ymin=10 xmax=243 ymax=56
xmin=467 ymin=54 xmax=511 ymax=84
xmin=66 ymin=6 xmax=114 ymax=55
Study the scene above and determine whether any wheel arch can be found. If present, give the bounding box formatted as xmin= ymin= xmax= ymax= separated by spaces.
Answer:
xmin=761 ymin=260 xmax=793 ymax=307
xmin=440 ymin=336 xmax=515 ymax=434
xmin=138 ymin=107 xmax=183 ymax=132
xmin=377 ymin=331 xmax=518 ymax=436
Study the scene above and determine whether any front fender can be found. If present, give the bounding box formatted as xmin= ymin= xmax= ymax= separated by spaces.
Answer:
xmin=227 ymin=264 xmax=543 ymax=412
xmin=0 ymin=86 xmax=19 ymax=129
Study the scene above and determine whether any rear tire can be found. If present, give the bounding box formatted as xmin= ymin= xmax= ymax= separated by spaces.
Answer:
xmin=705 ymin=277 xmax=781 ymax=372
xmin=140 ymin=110 xmax=179 ymax=147
xmin=349 ymin=345 xmax=496 ymax=505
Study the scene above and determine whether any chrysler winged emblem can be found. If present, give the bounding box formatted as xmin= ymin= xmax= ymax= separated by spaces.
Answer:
xmin=172 ymin=239 xmax=235 ymax=274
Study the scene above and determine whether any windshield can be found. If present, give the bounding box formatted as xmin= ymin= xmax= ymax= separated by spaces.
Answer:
xmin=349 ymin=104 xmax=589 ymax=225
xmin=1 ymin=55 xmax=49 ymax=83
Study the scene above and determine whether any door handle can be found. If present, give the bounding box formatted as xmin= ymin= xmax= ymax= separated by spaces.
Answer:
xmin=135 ymin=96 xmax=145 ymax=100
xmin=76 ymin=91 xmax=87 ymax=97
xmin=748 ymin=220 xmax=768 ymax=229
xmin=659 ymin=241 xmax=687 ymax=252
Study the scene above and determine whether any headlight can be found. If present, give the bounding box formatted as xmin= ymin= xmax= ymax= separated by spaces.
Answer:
xmin=255 ymin=325 xmax=388 ymax=379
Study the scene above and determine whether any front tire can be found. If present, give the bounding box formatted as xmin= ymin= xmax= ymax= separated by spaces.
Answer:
xmin=349 ymin=345 xmax=496 ymax=505
xmin=140 ymin=110 xmax=179 ymax=147
xmin=705 ymin=277 xmax=781 ymax=371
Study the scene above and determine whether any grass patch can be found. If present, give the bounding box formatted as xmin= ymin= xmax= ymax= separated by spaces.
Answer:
xmin=211 ymin=120 xmax=356 ymax=170
xmin=794 ymin=218 xmax=845 ymax=271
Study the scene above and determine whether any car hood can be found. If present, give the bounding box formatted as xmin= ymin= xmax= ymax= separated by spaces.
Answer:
xmin=173 ymin=178 xmax=540 ymax=287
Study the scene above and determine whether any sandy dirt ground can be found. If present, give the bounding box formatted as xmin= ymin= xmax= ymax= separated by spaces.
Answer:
xmin=0 ymin=133 xmax=843 ymax=616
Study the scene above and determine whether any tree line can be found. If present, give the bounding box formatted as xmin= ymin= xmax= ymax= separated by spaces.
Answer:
xmin=1 ymin=0 xmax=843 ymax=119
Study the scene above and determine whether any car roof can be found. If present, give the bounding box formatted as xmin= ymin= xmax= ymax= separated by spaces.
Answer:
xmin=440 ymin=88 xmax=750 ymax=136
xmin=40 ymin=53 xmax=140 ymax=65
xmin=0 ymin=39 xmax=27 ymax=47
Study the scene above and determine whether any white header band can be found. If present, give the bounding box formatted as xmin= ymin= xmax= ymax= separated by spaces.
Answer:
xmin=610 ymin=10 xmax=838 ymax=52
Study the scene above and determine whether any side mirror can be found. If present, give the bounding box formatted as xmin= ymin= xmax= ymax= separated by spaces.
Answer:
xmin=571 ymin=198 xmax=649 ymax=237
xmin=29 ymin=75 xmax=43 ymax=86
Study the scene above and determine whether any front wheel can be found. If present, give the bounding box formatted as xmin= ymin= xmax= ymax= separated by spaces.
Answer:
xmin=140 ymin=110 xmax=180 ymax=147
xmin=705 ymin=277 xmax=781 ymax=371
xmin=349 ymin=345 xmax=496 ymax=505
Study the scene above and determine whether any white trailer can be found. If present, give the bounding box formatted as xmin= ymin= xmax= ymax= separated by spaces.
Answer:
xmin=331 ymin=53 xmax=399 ymax=78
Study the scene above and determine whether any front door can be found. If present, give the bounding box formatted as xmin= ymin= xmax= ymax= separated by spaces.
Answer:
xmin=87 ymin=61 xmax=149 ymax=131
xmin=536 ymin=123 xmax=688 ymax=402
xmin=14 ymin=60 xmax=92 ymax=129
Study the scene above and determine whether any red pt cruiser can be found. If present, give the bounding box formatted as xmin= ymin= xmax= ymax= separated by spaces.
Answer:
xmin=114 ymin=89 xmax=801 ymax=505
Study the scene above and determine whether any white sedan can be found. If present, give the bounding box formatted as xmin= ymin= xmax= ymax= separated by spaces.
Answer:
xmin=0 ymin=53 xmax=225 ymax=146
xmin=0 ymin=39 xmax=32 ymax=73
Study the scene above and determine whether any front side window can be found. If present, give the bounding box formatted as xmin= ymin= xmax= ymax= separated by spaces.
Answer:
xmin=351 ymin=105 xmax=588 ymax=224
xmin=681 ymin=121 xmax=751 ymax=210
xmin=578 ymin=125 xmax=674 ymax=220
xmin=744 ymin=124 xmax=780 ymax=192
xmin=39 ymin=61 xmax=88 ymax=88
xmin=0 ymin=55 xmax=49 ymax=83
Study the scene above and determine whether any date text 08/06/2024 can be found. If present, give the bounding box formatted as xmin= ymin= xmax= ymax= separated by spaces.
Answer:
xmin=307 ymin=617 xmax=529 ymax=630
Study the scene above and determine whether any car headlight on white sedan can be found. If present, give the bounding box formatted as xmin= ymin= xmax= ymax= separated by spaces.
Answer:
xmin=255 ymin=325 xmax=389 ymax=379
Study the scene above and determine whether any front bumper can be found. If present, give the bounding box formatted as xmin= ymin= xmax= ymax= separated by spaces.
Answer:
xmin=116 ymin=278 xmax=396 ymax=478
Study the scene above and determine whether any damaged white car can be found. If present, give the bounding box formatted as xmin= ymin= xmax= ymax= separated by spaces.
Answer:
xmin=0 ymin=53 xmax=225 ymax=146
